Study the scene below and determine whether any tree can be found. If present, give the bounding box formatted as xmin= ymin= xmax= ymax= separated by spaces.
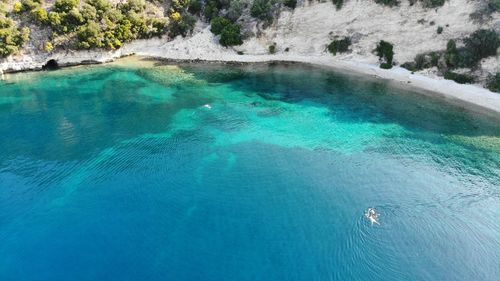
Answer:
xmin=210 ymin=16 xmax=230 ymax=35
xmin=80 ymin=3 xmax=98 ymax=22
xmin=464 ymin=29 xmax=499 ymax=62
xmin=490 ymin=0 xmax=500 ymax=12
xmin=54 ymin=0 xmax=80 ymax=13
xmin=48 ymin=11 xmax=62 ymax=26
xmin=328 ymin=37 xmax=351 ymax=55
xmin=375 ymin=0 xmax=399 ymax=7
xmin=43 ymin=41 xmax=54 ymax=52
xmin=170 ymin=12 xmax=181 ymax=22
xmin=331 ymin=0 xmax=343 ymax=10
xmin=169 ymin=13 xmax=196 ymax=38
xmin=227 ymin=0 xmax=245 ymax=21
xmin=76 ymin=22 xmax=102 ymax=49
xmin=30 ymin=7 xmax=48 ymax=24
xmin=13 ymin=2 xmax=23 ymax=13
xmin=486 ymin=73 xmax=500 ymax=93
xmin=375 ymin=40 xmax=394 ymax=69
xmin=188 ymin=0 xmax=202 ymax=15
xmin=0 ymin=18 xmax=30 ymax=57
xmin=251 ymin=0 xmax=272 ymax=21
xmin=219 ymin=23 xmax=243 ymax=46
xmin=284 ymin=0 xmax=297 ymax=9
xmin=444 ymin=39 xmax=458 ymax=68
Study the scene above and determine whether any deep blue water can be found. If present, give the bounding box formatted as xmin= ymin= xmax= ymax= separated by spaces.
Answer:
xmin=1 ymin=58 xmax=499 ymax=281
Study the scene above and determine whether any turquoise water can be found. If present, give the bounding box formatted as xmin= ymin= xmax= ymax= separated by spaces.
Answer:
xmin=1 ymin=59 xmax=499 ymax=281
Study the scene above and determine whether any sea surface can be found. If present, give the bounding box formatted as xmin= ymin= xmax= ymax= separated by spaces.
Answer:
xmin=1 ymin=58 xmax=499 ymax=281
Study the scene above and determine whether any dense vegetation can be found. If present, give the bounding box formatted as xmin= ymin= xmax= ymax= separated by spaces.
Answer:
xmin=0 ymin=14 xmax=30 ymax=56
xmin=401 ymin=29 xmax=499 ymax=87
xmin=284 ymin=0 xmax=296 ymax=9
xmin=0 ymin=0 xmax=477 ymax=57
xmin=443 ymin=71 xmax=474 ymax=84
xmin=486 ymin=73 xmax=500 ymax=93
xmin=251 ymin=0 xmax=273 ymax=21
xmin=402 ymin=29 xmax=499 ymax=70
xmin=209 ymin=15 xmax=243 ymax=46
xmin=375 ymin=40 xmax=394 ymax=69
xmin=268 ymin=42 xmax=276 ymax=53
xmin=375 ymin=0 xmax=399 ymax=7
xmin=331 ymin=0 xmax=344 ymax=10
xmin=490 ymin=0 xmax=500 ymax=11
xmin=0 ymin=0 xmax=198 ymax=56
xmin=375 ymin=0 xmax=447 ymax=7
xmin=30 ymin=0 xmax=169 ymax=49
xmin=327 ymin=37 xmax=351 ymax=55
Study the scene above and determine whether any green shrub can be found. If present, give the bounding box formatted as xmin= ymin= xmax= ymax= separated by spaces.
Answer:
xmin=380 ymin=63 xmax=393 ymax=69
xmin=210 ymin=16 xmax=231 ymax=35
xmin=331 ymin=0 xmax=343 ymax=10
xmin=401 ymin=61 xmax=417 ymax=71
xmin=444 ymin=71 xmax=474 ymax=84
xmin=444 ymin=39 xmax=459 ymax=68
xmin=464 ymin=29 xmax=499 ymax=63
xmin=169 ymin=13 xmax=196 ymax=38
xmin=43 ymin=41 xmax=54 ymax=52
xmin=375 ymin=0 xmax=399 ymax=7
xmin=251 ymin=0 xmax=272 ymax=21
xmin=486 ymin=73 xmax=500 ymax=93
xmin=284 ymin=0 xmax=297 ymax=9
xmin=30 ymin=7 xmax=48 ymax=24
xmin=106 ymin=9 xmax=124 ymax=23
xmin=76 ymin=21 xmax=102 ymax=49
xmin=20 ymin=0 xmax=42 ymax=12
xmin=375 ymin=40 xmax=394 ymax=69
xmin=80 ymin=4 xmax=97 ymax=22
xmin=269 ymin=43 xmax=276 ymax=54
xmin=148 ymin=17 xmax=168 ymax=37
xmin=188 ymin=0 xmax=202 ymax=15
xmin=408 ymin=0 xmax=446 ymax=7
xmin=54 ymin=0 xmax=80 ymax=13
xmin=171 ymin=0 xmax=190 ymax=11
xmin=5 ymin=0 xmax=168 ymax=52
xmin=414 ymin=53 xmax=427 ymax=70
xmin=87 ymin=0 xmax=112 ymax=17
xmin=420 ymin=0 xmax=446 ymax=8
xmin=0 ymin=17 xmax=30 ymax=57
xmin=227 ymin=0 xmax=245 ymax=21
xmin=63 ymin=8 xmax=85 ymax=30
xmin=429 ymin=51 xmax=440 ymax=67
xmin=13 ymin=2 xmax=23 ymax=13
xmin=114 ymin=19 xmax=134 ymax=41
xmin=203 ymin=1 xmax=219 ymax=21
xmin=118 ymin=0 xmax=145 ymax=13
xmin=327 ymin=37 xmax=351 ymax=55
xmin=437 ymin=26 xmax=443 ymax=34
xmin=219 ymin=23 xmax=243 ymax=46
xmin=489 ymin=0 xmax=500 ymax=12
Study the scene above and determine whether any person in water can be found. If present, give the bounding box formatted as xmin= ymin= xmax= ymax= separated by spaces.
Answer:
xmin=365 ymin=208 xmax=380 ymax=225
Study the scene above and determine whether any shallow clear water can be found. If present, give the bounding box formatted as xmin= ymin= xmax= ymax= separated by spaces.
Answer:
xmin=1 ymin=59 xmax=499 ymax=281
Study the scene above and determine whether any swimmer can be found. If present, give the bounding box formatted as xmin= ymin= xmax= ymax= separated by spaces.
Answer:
xmin=365 ymin=207 xmax=380 ymax=225
xmin=203 ymin=104 xmax=212 ymax=109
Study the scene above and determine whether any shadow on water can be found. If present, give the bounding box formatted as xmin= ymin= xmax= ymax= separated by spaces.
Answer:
xmin=178 ymin=62 xmax=500 ymax=138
